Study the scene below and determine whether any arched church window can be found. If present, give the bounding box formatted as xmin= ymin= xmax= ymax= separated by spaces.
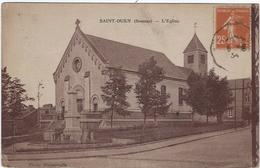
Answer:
xmin=179 ymin=88 xmax=184 ymax=105
xmin=92 ymin=97 xmax=98 ymax=112
xmin=161 ymin=85 xmax=166 ymax=95
xmin=201 ymin=55 xmax=206 ymax=64
xmin=60 ymin=100 xmax=65 ymax=120
xmin=74 ymin=85 xmax=84 ymax=113
xmin=77 ymin=99 xmax=83 ymax=113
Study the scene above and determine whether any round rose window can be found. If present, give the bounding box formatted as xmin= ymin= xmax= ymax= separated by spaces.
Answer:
xmin=72 ymin=57 xmax=82 ymax=73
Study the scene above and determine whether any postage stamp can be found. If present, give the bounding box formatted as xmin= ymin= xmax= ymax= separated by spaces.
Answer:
xmin=215 ymin=7 xmax=250 ymax=50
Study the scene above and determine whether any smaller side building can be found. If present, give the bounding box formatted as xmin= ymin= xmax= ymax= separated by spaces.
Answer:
xmin=39 ymin=104 xmax=57 ymax=128
xmin=223 ymin=78 xmax=251 ymax=122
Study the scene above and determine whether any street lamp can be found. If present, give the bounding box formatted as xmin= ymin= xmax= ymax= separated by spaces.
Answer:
xmin=37 ymin=82 xmax=44 ymax=128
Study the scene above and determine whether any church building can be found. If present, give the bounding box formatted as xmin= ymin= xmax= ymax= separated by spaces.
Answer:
xmin=52 ymin=20 xmax=208 ymax=142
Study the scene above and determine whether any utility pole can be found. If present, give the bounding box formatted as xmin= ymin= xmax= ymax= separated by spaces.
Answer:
xmin=89 ymin=72 xmax=91 ymax=112
xmin=247 ymin=83 xmax=251 ymax=125
xmin=37 ymin=82 xmax=44 ymax=128
xmin=12 ymin=119 xmax=15 ymax=153
xmin=251 ymin=4 xmax=259 ymax=167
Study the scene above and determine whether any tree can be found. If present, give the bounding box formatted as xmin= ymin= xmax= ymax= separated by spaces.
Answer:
xmin=151 ymin=90 xmax=171 ymax=125
xmin=185 ymin=69 xmax=232 ymax=124
xmin=185 ymin=72 xmax=210 ymax=122
xmin=2 ymin=67 xmax=34 ymax=119
xmin=135 ymin=56 xmax=170 ymax=126
xmin=2 ymin=67 xmax=34 ymax=146
xmin=2 ymin=67 xmax=12 ymax=119
xmin=101 ymin=67 xmax=132 ymax=128
xmin=207 ymin=69 xmax=233 ymax=123
xmin=9 ymin=77 xmax=34 ymax=118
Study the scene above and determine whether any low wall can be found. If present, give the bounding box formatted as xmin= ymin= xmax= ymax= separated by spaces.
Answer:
xmin=93 ymin=121 xmax=246 ymax=144
xmin=103 ymin=111 xmax=192 ymax=120
xmin=80 ymin=111 xmax=193 ymax=130
xmin=2 ymin=132 xmax=43 ymax=147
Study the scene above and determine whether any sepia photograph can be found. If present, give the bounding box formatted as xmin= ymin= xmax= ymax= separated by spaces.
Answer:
xmin=1 ymin=3 xmax=259 ymax=168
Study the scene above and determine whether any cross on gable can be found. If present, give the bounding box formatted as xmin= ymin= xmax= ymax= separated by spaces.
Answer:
xmin=75 ymin=19 xmax=80 ymax=27
xmin=194 ymin=22 xmax=197 ymax=33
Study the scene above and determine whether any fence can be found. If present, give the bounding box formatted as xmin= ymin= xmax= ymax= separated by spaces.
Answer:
xmin=2 ymin=110 xmax=38 ymax=137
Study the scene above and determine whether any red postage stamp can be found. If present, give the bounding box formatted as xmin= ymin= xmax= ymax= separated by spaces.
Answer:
xmin=215 ymin=7 xmax=250 ymax=50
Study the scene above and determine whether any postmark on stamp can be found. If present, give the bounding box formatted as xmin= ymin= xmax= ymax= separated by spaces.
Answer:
xmin=215 ymin=7 xmax=250 ymax=50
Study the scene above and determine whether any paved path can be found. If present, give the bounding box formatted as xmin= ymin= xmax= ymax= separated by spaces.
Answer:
xmin=2 ymin=127 xmax=253 ymax=168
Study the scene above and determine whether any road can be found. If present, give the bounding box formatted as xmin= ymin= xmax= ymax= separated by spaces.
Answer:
xmin=3 ymin=128 xmax=253 ymax=168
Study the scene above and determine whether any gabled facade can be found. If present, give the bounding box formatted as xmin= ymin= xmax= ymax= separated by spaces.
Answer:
xmin=53 ymin=24 xmax=108 ymax=116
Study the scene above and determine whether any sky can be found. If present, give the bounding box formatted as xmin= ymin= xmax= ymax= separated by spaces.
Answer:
xmin=2 ymin=3 xmax=252 ymax=107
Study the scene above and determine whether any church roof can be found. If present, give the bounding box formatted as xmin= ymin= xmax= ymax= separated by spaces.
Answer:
xmin=183 ymin=33 xmax=207 ymax=53
xmin=176 ymin=66 xmax=193 ymax=78
xmin=84 ymin=33 xmax=189 ymax=80
xmin=228 ymin=78 xmax=251 ymax=89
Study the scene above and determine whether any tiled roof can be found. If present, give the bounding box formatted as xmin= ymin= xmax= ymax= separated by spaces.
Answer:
xmin=176 ymin=66 xmax=193 ymax=79
xmin=183 ymin=33 xmax=207 ymax=53
xmin=84 ymin=33 xmax=189 ymax=80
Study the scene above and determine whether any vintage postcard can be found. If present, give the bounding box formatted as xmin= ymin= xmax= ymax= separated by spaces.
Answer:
xmin=1 ymin=3 xmax=259 ymax=168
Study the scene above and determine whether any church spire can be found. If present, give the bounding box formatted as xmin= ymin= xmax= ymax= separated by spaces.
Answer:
xmin=183 ymin=23 xmax=207 ymax=53
xmin=183 ymin=33 xmax=207 ymax=53
xmin=183 ymin=26 xmax=208 ymax=75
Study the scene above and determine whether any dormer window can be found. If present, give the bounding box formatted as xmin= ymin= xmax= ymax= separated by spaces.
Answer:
xmin=188 ymin=55 xmax=194 ymax=64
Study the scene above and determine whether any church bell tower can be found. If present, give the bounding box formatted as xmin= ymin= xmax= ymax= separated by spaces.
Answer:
xmin=183 ymin=31 xmax=208 ymax=75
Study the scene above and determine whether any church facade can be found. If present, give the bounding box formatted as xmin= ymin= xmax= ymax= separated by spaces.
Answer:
xmin=53 ymin=20 xmax=208 ymax=142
